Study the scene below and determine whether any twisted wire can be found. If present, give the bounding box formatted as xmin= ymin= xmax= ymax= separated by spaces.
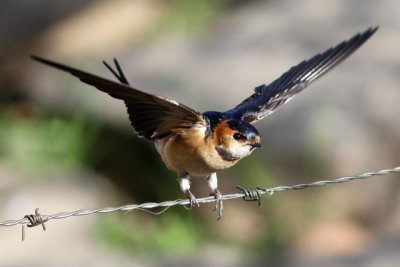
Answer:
xmin=0 ymin=165 xmax=399 ymax=234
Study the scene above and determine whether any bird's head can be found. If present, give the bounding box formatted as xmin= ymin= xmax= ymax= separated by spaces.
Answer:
xmin=213 ymin=119 xmax=262 ymax=161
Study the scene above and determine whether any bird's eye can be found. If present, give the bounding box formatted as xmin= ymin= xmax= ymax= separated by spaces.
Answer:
xmin=233 ymin=133 xmax=245 ymax=140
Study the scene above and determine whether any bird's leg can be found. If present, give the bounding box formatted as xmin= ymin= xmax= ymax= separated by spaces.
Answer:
xmin=207 ymin=172 xmax=223 ymax=219
xmin=178 ymin=172 xmax=199 ymax=208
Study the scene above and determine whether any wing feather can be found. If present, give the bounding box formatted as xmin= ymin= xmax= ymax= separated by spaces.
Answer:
xmin=225 ymin=27 xmax=378 ymax=123
xmin=31 ymin=56 xmax=205 ymax=140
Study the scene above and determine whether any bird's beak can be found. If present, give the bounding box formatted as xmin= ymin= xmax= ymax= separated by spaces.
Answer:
xmin=251 ymin=142 xmax=262 ymax=148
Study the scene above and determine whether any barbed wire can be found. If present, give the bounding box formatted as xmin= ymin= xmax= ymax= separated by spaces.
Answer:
xmin=0 ymin=165 xmax=399 ymax=241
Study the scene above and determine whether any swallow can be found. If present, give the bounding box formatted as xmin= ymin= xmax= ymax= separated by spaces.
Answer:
xmin=32 ymin=26 xmax=377 ymax=218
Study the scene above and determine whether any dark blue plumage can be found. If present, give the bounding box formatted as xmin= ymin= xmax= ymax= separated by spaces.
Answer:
xmin=226 ymin=119 xmax=259 ymax=139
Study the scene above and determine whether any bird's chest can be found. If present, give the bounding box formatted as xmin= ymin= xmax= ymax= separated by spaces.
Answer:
xmin=154 ymin=132 xmax=238 ymax=176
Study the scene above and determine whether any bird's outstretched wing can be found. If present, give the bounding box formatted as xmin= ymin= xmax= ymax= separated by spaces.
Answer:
xmin=32 ymin=56 xmax=206 ymax=140
xmin=225 ymin=27 xmax=378 ymax=124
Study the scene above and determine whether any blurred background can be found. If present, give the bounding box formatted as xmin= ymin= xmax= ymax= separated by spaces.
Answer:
xmin=0 ymin=0 xmax=399 ymax=266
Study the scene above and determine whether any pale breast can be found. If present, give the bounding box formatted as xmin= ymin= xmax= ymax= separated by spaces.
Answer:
xmin=154 ymin=128 xmax=238 ymax=176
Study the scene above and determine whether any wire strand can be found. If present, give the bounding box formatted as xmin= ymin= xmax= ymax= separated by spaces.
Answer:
xmin=0 ymin=165 xmax=399 ymax=238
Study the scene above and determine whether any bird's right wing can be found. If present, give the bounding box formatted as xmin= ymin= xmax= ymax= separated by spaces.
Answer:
xmin=32 ymin=56 xmax=206 ymax=140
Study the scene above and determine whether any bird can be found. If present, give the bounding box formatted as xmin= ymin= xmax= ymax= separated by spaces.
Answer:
xmin=32 ymin=26 xmax=377 ymax=219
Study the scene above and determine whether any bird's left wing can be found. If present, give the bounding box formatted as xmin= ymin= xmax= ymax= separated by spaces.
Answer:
xmin=32 ymin=56 xmax=206 ymax=140
xmin=224 ymin=27 xmax=378 ymax=124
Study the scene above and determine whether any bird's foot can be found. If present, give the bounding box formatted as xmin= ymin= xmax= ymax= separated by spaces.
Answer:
xmin=210 ymin=189 xmax=223 ymax=220
xmin=186 ymin=190 xmax=200 ymax=208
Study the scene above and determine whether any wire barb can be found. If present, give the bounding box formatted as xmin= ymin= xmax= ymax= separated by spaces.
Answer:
xmin=22 ymin=208 xmax=47 ymax=241
xmin=236 ymin=186 xmax=263 ymax=206
xmin=0 ymin=165 xmax=398 ymax=241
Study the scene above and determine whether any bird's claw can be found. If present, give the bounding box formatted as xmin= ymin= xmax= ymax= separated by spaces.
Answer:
xmin=186 ymin=190 xmax=200 ymax=208
xmin=210 ymin=190 xmax=223 ymax=220
xmin=185 ymin=189 xmax=223 ymax=219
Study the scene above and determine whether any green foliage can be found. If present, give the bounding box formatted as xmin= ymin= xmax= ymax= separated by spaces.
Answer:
xmin=97 ymin=212 xmax=205 ymax=256
xmin=150 ymin=0 xmax=222 ymax=37
xmin=0 ymin=110 xmax=100 ymax=176
xmin=233 ymin=153 xmax=277 ymax=186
